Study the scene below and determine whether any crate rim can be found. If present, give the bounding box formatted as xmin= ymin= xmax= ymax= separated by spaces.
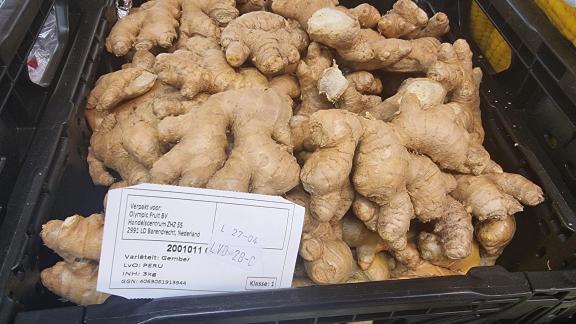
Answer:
xmin=2 ymin=0 xmax=576 ymax=323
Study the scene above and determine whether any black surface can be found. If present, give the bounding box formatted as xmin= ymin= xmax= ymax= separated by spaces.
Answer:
xmin=0 ymin=0 xmax=42 ymax=67
xmin=0 ymin=0 xmax=73 ymax=228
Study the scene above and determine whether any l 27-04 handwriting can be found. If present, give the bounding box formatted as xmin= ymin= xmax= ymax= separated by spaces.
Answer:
xmin=219 ymin=225 xmax=258 ymax=245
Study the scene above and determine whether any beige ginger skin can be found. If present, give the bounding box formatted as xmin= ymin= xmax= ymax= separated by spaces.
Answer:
xmin=106 ymin=0 xmax=239 ymax=55
xmin=221 ymin=11 xmax=309 ymax=75
xmin=41 ymin=261 xmax=109 ymax=305
xmin=151 ymin=88 xmax=300 ymax=195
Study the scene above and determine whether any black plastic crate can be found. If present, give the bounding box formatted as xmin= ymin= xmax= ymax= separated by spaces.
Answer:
xmin=474 ymin=0 xmax=576 ymax=193
xmin=0 ymin=0 xmax=116 ymax=322
xmin=470 ymin=0 xmax=576 ymax=272
xmin=0 ymin=0 xmax=575 ymax=323
xmin=0 ymin=0 xmax=73 ymax=225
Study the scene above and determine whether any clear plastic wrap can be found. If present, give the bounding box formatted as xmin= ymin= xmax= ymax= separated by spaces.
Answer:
xmin=27 ymin=6 xmax=58 ymax=85
xmin=117 ymin=0 xmax=133 ymax=18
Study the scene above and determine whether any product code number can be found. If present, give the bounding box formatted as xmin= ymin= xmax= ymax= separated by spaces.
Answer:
xmin=166 ymin=244 xmax=205 ymax=254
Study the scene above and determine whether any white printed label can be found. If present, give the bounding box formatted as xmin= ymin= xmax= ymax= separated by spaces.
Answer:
xmin=97 ymin=184 xmax=305 ymax=299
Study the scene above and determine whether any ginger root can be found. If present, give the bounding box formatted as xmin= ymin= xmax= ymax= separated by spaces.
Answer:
xmin=180 ymin=0 xmax=239 ymax=40
xmin=377 ymin=0 xmax=449 ymax=39
xmin=427 ymin=40 xmax=485 ymax=142
xmin=347 ymin=251 xmax=394 ymax=282
xmin=154 ymin=36 xmax=299 ymax=99
xmin=391 ymin=94 xmax=497 ymax=175
xmin=121 ymin=50 xmax=157 ymax=71
xmin=86 ymin=68 xmax=157 ymax=116
xmin=106 ymin=0 xmax=180 ymax=56
xmin=366 ymin=37 xmax=490 ymax=162
xmin=154 ymin=42 xmax=266 ymax=98
xmin=307 ymin=8 xmax=441 ymax=72
xmin=41 ymin=261 xmax=109 ymax=305
xmin=291 ymin=42 xmax=335 ymax=152
xmin=391 ymin=258 xmax=458 ymax=279
xmin=343 ymin=216 xmax=388 ymax=270
xmin=221 ymin=11 xmax=309 ymax=75
xmin=41 ymin=214 xmax=103 ymax=263
xmin=302 ymin=109 xmax=463 ymax=265
xmin=418 ymin=232 xmax=481 ymax=273
xmin=106 ymin=0 xmax=239 ymax=55
xmin=151 ymin=88 xmax=300 ymax=194
xmin=271 ymin=0 xmax=380 ymax=29
xmin=362 ymin=253 xmax=393 ymax=281
xmin=296 ymin=42 xmax=334 ymax=116
xmin=354 ymin=153 xmax=460 ymax=260
xmin=236 ymin=0 xmax=268 ymax=14
xmin=417 ymin=196 xmax=474 ymax=260
xmin=363 ymin=42 xmax=489 ymax=168
xmin=475 ymin=215 xmax=516 ymax=262
xmin=89 ymin=115 xmax=152 ymax=185
xmin=451 ymin=172 xmax=542 ymax=262
xmin=451 ymin=173 xmax=544 ymax=221
xmin=343 ymin=216 xmax=420 ymax=270
xmin=300 ymin=110 xmax=362 ymax=222
xmin=89 ymin=82 xmax=197 ymax=186
xmin=302 ymin=223 xmax=353 ymax=284
xmin=287 ymin=186 xmax=354 ymax=284
xmin=318 ymin=65 xmax=385 ymax=114
xmin=76 ymin=0 xmax=549 ymax=288
xmin=86 ymin=53 xmax=159 ymax=130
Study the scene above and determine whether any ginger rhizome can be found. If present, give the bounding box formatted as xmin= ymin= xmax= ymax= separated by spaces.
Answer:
xmin=106 ymin=0 xmax=240 ymax=56
xmin=106 ymin=0 xmax=180 ymax=56
xmin=391 ymin=257 xmax=458 ymax=279
xmin=271 ymin=0 xmax=380 ymax=30
xmin=180 ymin=0 xmax=239 ymax=40
xmin=452 ymin=172 xmax=543 ymax=262
xmin=418 ymin=232 xmax=481 ymax=273
xmin=41 ymin=261 xmax=108 ymax=305
xmin=417 ymin=196 xmax=474 ymax=260
xmin=427 ymin=39 xmax=485 ymax=142
xmin=299 ymin=110 xmax=361 ymax=223
xmin=341 ymin=40 xmax=499 ymax=175
xmin=236 ymin=0 xmax=268 ymax=14
xmin=41 ymin=214 xmax=104 ymax=263
xmin=41 ymin=214 xmax=108 ymax=305
xmin=154 ymin=36 xmax=298 ymax=99
xmin=291 ymin=42 xmax=335 ymax=152
xmin=221 ymin=11 xmax=309 ymax=75
xmin=318 ymin=64 xmax=387 ymax=114
xmin=377 ymin=0 xmax=449 ymax=39
xmin=476 ymin=215 xmax=516 ymax=265
xmin=295 ymin=42 xmax=335 ymax=116
xmin=89 ymin=81 xmax=198 ymax=186
xmin=121 ymin=50 xmax=157 ymax=71
xmin=343 ymin=216 xmax=421 ymax=270
xmin=86 ymin=67 xmax=157 ymax=126
xmin=307 ymin=8 xmax=441 ymax=72
xmin=301 ymin=109 xmax=472 ymax=263
xmin=154 ymin=42 xmax=266 ymax=98
xmin=452 ymin=173 xmax=544 ymax=221
xmin=151 ymin=88 xmax=300 ymax=195
xmin=287 ymin=187 xmax=353 ymax=284
xmin=385 ymin=87 xmax=497 ymax=175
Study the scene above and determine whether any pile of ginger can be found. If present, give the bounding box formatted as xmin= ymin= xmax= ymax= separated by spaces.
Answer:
xmin=39 ymin=0 xmax=545 ymax=305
